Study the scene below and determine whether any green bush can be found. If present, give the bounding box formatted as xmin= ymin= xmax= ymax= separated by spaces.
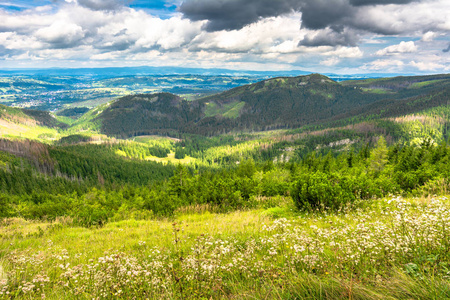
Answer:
xmin=256 ymin=169 xmax=290 ymax=197
xmin=73 ymin=203 xmax=110 ymax=227
xmin=291 ymin=171 xmax=356 ymax=210
xmin=351 ymin=171 xmax=399 ymax=199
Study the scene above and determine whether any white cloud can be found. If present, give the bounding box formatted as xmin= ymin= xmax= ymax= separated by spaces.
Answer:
xmin=6 ymin=51 xmax=44 ymax=61
xmin=35 ymin=21 xmax=85 ymax=48
xmin=324 ymin=46 xmax=363 ymax=58
xmin=363 ymin=59 xmax=405 ymax=71
xmin=0 ymin=32 xmax=42 ymax=50
xmin=410 ymin=61 xmax=444 ymax=71
xmin=355 ymin=0 xmax=450 ymax=35
xmin=191 ymin=13 xmax=304 ymax=54
xmin=375 ymin=41 xmax=417 ymax=56
xmin=320 ymin=57 xmax=340 ymax=66
xmin=421 ymin=31 xmax=438 ymax=42
xmin=362 ymin=38 xmax=387 ymax=44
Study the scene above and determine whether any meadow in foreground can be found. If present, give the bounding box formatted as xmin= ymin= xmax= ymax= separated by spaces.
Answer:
xmin=1 ymin=195 xmax=450 ymax=299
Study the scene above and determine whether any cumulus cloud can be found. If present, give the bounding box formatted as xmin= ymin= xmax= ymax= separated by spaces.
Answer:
xmin=0 ymin=32 xmax=42 ymax=50
xmin=375 ymin=41 xmax=417 ymax=56
xmin=35 ymin=21 xmax=85 ymax=49
xmin=189 ymin=13 xmax=303 ymax=54
xmin=299 ymin=28 xmax=359 ymax=47
xmin=180 ymin=0 xmax=449 ymax=48
xmin=179 ymin=0 xmax=302 ymax=32
xmin=421 ymin=31 xmax=438 ymax=42
xmin=179 ymin=0 xmax=422 ymax=32
xmin=179 ymin=0 xmax=355 ymax=34
xmin=410 ymin=61 xmax=445 ymax=71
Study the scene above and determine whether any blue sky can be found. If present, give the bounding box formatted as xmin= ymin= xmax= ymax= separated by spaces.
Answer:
xmin=0 ymin=0 xmax=449 ymax=74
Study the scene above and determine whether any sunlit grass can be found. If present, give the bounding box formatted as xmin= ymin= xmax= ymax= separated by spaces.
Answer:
xmin=1 ymin=195 xmax=450 ymax=299
xmin=361 ymin=87 xmax=393 ymax=94
xmin=204 ymin=101 xmax=245 ymax=119
xmin=145 ymin=151 xmax=197 ymax=165
xmin=0 ymin=122 xmax=60 ymax=142
xmin=409 ymin=79 xmax=445 ymax=88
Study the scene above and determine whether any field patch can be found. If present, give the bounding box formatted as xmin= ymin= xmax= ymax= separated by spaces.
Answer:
xmin=204 ymin=100 xmax=245 ymax=119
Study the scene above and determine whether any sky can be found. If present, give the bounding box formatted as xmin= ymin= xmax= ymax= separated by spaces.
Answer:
xmin=0 ymin=0 xmax=449 ymax=74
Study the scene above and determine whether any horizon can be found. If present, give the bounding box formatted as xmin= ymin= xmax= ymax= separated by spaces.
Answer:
xmin=0 ymin=65 xmax=440 ymax=78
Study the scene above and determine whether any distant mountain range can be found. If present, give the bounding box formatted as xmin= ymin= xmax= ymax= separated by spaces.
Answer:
xmin=0 ymin=66 xmax=414 ymax=81
xmin=0 ymin=66 xmax=310 ymax=77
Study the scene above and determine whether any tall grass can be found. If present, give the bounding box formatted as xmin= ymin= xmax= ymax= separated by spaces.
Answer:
xmin=1 ymin=195 xmax=449 ymax=299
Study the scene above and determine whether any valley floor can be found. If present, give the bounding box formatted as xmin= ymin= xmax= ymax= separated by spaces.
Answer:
xmin=1 ymin=195 xmax=450 ymax=299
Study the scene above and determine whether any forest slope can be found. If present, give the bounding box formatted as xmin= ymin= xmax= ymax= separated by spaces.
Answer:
xmin=94 ymin=73 xmax=450 ymax=137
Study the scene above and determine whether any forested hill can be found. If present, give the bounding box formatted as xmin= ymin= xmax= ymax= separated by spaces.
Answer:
xmin=342 ymin=73 xmax=450 ymax=93
xmin=97 ymin=74 xmax=379 ymax=136
xmin=192 ymin=74 xmax=381 ymax=134
xmin=98 ymin=93 xmax=203 ymax=138
xmin=92 ymin=73 xmax=450 ymax=137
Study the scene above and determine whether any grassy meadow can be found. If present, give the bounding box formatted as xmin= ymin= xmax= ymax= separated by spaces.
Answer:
xmin=1 ymin=195 xmax=450 ymax=299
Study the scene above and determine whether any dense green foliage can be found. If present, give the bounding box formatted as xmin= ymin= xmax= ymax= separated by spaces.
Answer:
xmin=1 ymin=136 xmax=449 ymax=226
xmin=342 ymin=73 xmax=450 ymax=93
xmin=56 ymin=107 xmax=90 ymax=118
xmin=48 ymin=144 xmax=175 ymax=186
xmin=99 ymin=93 xmax=203 ymax=138
xmin=22 ymin=109 xmax=68 ymax=129
xmin=57 ymin=134 xmax=92 ymax=144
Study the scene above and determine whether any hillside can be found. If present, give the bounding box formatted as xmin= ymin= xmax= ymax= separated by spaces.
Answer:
xmin=342 ymin=73 xmax=450 ymax=94
xmin=97 ymin=93 xmax=203 ymax=137
xmin=192 ymin=74 xmax=379 ymax=134
xmin=92 ymin=73 xmax=450 ymax=137
xmin=0 ymin=104 xmax=65 ymax=140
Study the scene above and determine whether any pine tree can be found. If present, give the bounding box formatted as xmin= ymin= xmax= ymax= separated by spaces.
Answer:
xmin=370 ymin=136 xmax=388 ymax=173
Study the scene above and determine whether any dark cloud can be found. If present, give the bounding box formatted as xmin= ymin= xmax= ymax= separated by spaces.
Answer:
xmin=179 ymin=0 xmax=302 ymax=31
xmin=36 ymin=25 xmax=86 ymax=49
xmin=299 ymin=28 xmax=359 ymax=47
xmin=300 ymin=0 xmax=352 ymax=30
xmin=349 ymin=0 xmax=417 ymax=5
xmin=77 ymin=0 xmax=128 ymax=11
xmin=179 ymin=0 xmax=421 ymax=31
xmin=443 ymin=43 xmax=450 ymax=53
xmin=97 ymin=40 xmax=133 ymax=51
xmin=0 ymin=46 xmax=27 ymax=60
xmin=179 ymin=0 xmax=424 ymax=47
xmin=96 ymin=30 xmax=135 ymax=51
xmin=43 ymin=36 xmax=84 ymax=49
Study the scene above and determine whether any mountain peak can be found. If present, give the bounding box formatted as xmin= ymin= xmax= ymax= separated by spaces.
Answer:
xmin=298 ymin=73 xmax=336 ymax=84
